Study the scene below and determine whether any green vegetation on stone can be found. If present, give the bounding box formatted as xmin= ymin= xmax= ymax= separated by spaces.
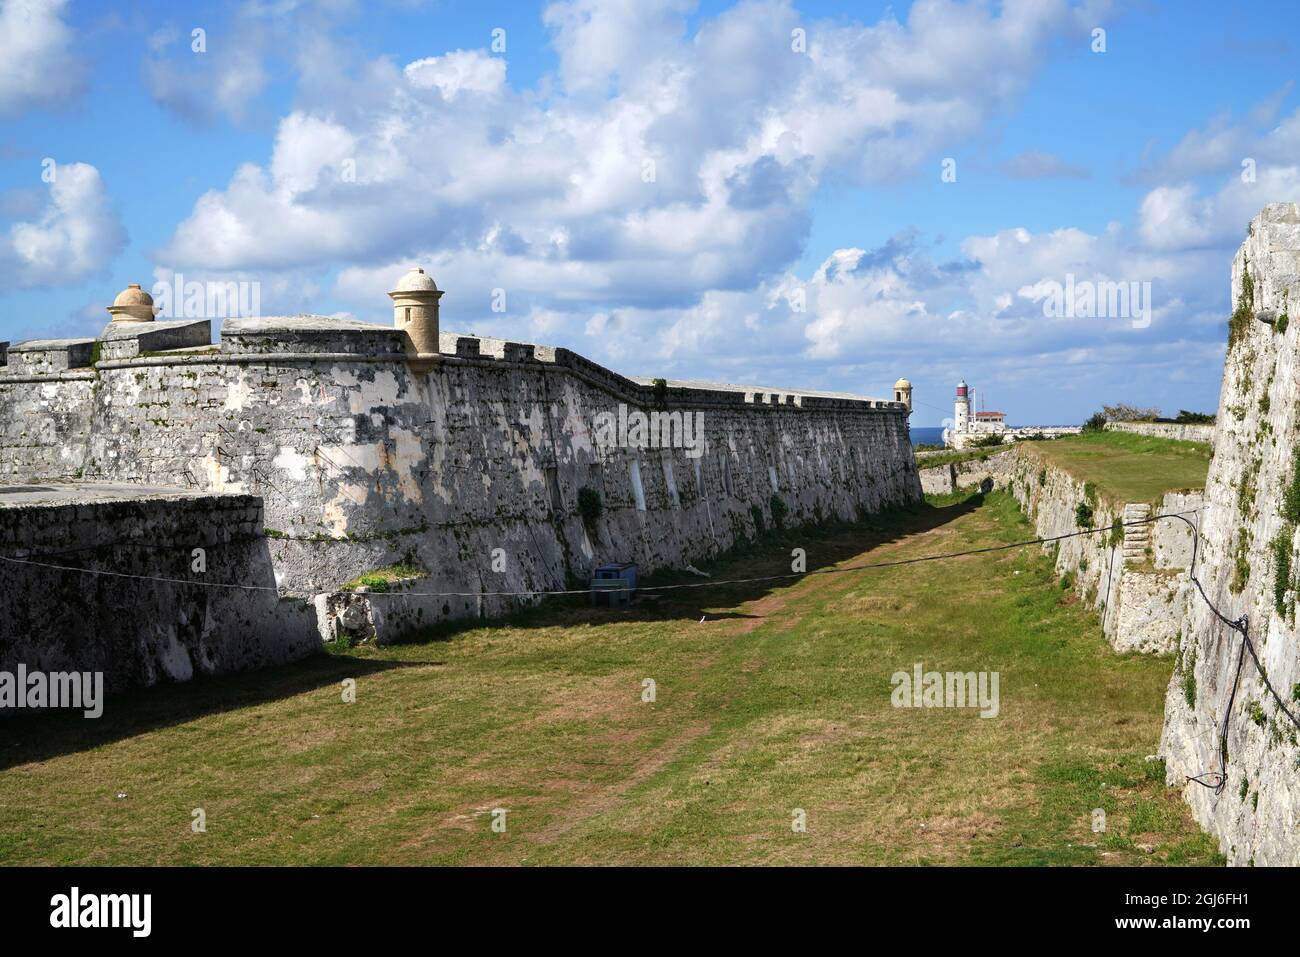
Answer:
xmin=1228 ymin=260 xmax=1256 ymax=351
xmin=577 ymin=485 xmax=603 ymax=524
xmin=340 ymin=563 xmax=426 ymax=593
xmin=1024 ymin=431 xmax=1210 ymax=505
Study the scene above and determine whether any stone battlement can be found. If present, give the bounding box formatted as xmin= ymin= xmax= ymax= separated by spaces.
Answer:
xmin=0 ymin=272 xmax=921 ymax=694
xmin=2 ymin=314 xmax=907 ymax=418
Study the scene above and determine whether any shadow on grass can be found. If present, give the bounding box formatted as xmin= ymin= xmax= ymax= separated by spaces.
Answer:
xmin=395 ymin=491 xmax=988 ymax=642
xmin=0 ymin=653 xmax=433 ymax=772
xmin=0 ymin=493 xmax=985 ymax=765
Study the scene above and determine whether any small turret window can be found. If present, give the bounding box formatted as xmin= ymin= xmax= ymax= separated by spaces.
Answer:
xmin=404 ymin=307 xmax=411 ymax=325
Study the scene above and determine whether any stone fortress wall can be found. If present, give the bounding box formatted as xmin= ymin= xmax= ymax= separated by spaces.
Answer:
xmin=0 ymin=485 xmax=317 ymax=697
xmin=0 ymin=272 xmax=921 ymax=670
xmin=1160 ymin=203 xmax=1300 ymax=866
xmin=1105 ymin=421 xmax=1215 ymax=443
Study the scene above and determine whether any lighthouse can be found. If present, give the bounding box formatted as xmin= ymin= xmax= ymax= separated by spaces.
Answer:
xmin=954 ymin=379 xmax=970 ymax=433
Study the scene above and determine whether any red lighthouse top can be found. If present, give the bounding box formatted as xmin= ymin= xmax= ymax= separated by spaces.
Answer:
xmin=956 ymin=379 xmax=968 ymax=397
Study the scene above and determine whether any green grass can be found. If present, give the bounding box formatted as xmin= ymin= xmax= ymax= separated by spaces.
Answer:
xmin=915 ymin=447 xmax=1010 ymax=470
xmin=1025 ymin=431 xmax=1211 ymax=505
xmin=0 ymin=492 xmax=1220 ymax=866
xmin=340 ymin=562 xmax=426 ymax=592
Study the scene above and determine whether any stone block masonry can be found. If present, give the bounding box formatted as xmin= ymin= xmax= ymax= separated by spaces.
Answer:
xmin=0 ymin=278 xmax=921 ymax=665
xmin=916 ymin=443 xmax=1202 ymax=655
xmin=0 ymin=484 xmax=319 ymax=698
xmin=1003 ymin=450 xmax=1200 ymax=655
xmin=1160 ymin=203 xmax=1300 ymax=866
xmin=1105 ymin=421 xmax=1215 ymax=443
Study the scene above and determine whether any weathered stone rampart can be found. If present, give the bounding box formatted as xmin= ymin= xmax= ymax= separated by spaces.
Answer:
xmin=1009 ymin=449 xmax=1200 ymax=655
xmin=1160 ymin=203 xmax=1300 ymax=866
xmin=1105 ymin=421 xmax=1215 ymax=443
xmin=0 ymin=312 xmax=920 ymax=643
xmin=0 ymin=485 xmax=318 ymax=697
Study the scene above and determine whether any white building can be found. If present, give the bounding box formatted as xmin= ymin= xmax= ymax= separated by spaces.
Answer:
xmin=943 ymin=379 xmax=1078 ymax=449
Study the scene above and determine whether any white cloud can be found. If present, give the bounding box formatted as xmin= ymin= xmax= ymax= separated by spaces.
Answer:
xmin=1138 ymin=167 xmax=1300 ymax=252
xmin=404 ymin=50 xmax=506 ymax=100
xmin=0 ymin=0 xmax=85 ymax=117
xmin=143 ymin=0 xmax=361 ymax=125
xmin=157 ymin=0 xmax=1100 ymax=313
xmin=542 ymin=0 xmax=695 ymax=95
xmin=1129 ymin=87 xmax=1297 ymax=183
xmin=1 ymin=162 xmax=127 ymax=288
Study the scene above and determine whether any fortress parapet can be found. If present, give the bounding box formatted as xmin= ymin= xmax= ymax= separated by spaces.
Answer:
xmin=0 ymin=269 xmax=922 ymax=647
xmin=4 ymin=338 xmax=96 ymax=375
xmin=100 ymin=318 xmax=211 ymax=361
xmin=220 ymin=316 xmax=410 ymax=360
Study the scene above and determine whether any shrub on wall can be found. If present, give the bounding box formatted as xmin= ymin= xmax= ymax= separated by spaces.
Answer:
xmin=1282 ymin=449 xmax=1300 ymax=524
xmin=577 ymin=486 xmax=603 ymax=524
xmin=1075 ymin=501 xmax=1095 ymax=529
xmin=1227 ymin=260 xmax=1255 ymax=351
xmin=1102 ymin=402 xmax=1161 ymax=422
xmin=1272 ymin=525 xmax=1293 ymax=618
xmin=769 ymin=494 xmax=789 ymax=529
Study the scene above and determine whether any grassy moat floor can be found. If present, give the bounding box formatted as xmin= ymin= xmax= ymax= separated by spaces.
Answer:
xmin=1023 ymin=430 xmax=1212 ymax=504
xmin=0 ymin=491 xmax=1222 ymax=865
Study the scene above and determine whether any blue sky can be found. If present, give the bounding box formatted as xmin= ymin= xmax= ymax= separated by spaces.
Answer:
xmin=2 ymin=0 xmax=1298 ymax=425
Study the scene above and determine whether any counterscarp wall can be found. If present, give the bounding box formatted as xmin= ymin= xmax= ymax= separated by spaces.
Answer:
xmin=1005 ymin=450 xmax=1200 ymax=655
xmin=1106 ymin=421 xmax=1215 ymax=443
xmin=0 ymin=485 xmax=320 ymax=699
xmin=1160 ymin=203 xmax=1300 ymax=866
xmin=917 ymin=449 xmax=1017 ymax=495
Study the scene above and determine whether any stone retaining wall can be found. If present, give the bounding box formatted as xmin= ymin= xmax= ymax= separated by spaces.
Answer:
xmin=917 ymin=449 xmax=1017 ymax=495
xmin=1005 ymin=449 xmax=1201 ymax=654
xmin=1159 ymin=203 xmax=1300 ymax=866
xmin=0 ymin=486 xmax=319 ymax=700
xmin=1105 ymin=421 xmax=1214 ymax=443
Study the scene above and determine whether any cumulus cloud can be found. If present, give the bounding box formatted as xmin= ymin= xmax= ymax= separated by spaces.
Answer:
xmin=143 ymin=0 xmax=361 ymax=125
xmin=542 ymin=0 xmax=695 ymax=96
xmin=403 ymin=50 xmax=507 ymax=100
xmin=0 ymin=162 xmax=128 ymax=288
xmin=157 ymin=0 xmax=1104 ymax=312
xmin=150 ymin=0 xmax=1261 ymax=416
xmin=0 ymin=0 xmax=85 ymax=117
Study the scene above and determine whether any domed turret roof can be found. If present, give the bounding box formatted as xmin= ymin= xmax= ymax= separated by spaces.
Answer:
xmin=112 ymin=283 xmax=154 ymax=308
xmin=390 ymin=266 xmax=439 ymax=294
xmin=106 ymin=283 xmax=156 ymax=322
xmin=894 ymin=377 xmax=911 ymax=389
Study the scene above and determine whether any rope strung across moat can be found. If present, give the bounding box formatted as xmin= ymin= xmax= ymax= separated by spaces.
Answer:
xmin=1 ymin=508 xmax=1199 ymax=596
xmin=3 ymin=506 xmax=1298 ymax=792
xmin=1140 ymin=512 xmax=1300 ymax=794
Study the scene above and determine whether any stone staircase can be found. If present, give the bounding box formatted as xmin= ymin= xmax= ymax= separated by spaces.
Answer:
xmin=1121 ymin=503 xmax=1151 ymax=565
